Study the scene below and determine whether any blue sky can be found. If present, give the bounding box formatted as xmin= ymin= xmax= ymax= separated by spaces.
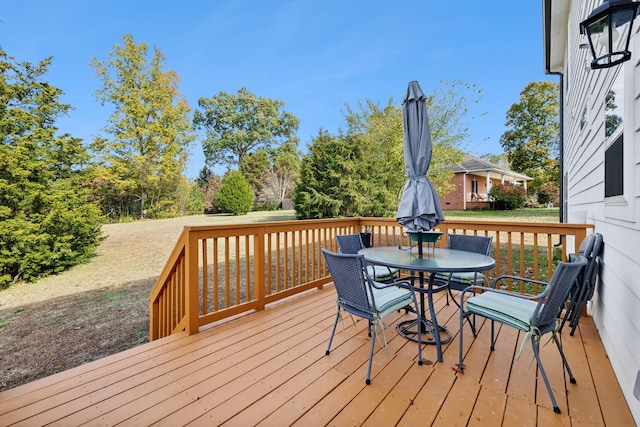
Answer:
xmin=2 ymin=0 xmax=553 ymax=178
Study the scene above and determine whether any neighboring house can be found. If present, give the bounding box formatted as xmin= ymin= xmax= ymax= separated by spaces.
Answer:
xmin=544 ymin=0 xmax=640 ymax=423
xmin=439 ymin=154 xmax=532 ymax=210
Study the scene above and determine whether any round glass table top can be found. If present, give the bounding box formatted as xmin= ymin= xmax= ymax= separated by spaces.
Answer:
xmin=358 ymin=246 xmax=495 ymax=273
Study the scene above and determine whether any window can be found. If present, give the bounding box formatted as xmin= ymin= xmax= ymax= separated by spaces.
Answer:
xmin=604 ymin=68 xmax=624 ymax=199
xmin=604 ymin=132 xmax=623 ymax=197
xmin=603 ymin=65 xmax=634 ymax=222
xmin=471 ymin=179 xmax=478 ymax=196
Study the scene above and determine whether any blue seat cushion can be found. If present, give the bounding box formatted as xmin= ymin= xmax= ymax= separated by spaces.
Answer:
xmin=465 ymin=292 xmax=537 ymax=332
xmin=371 ymin=285 xmax=414 ymax=317
xmin=367 ymin=265 xmax=398 ymax=280
xmin=434 ymin=271 xmax=487 ymax=290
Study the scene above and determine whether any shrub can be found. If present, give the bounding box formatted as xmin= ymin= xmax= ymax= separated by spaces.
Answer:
xmin=216 ymin=171 xmax=255 ymax=215
xmin=0 ymin=188 xmax=104 ymax=288
xmin=253 ymin=201 xmax=280 ymax=211
xmin=537 ymin=183 xmax=559 ymax=206
xmin=524 ymin=197 xmax=541 ymax=208
xmin=489 ymin=183 xmax=526 ymax=210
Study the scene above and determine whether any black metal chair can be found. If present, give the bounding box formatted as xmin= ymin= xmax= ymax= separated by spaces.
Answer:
xmin=432 ymin=234 xmax=493 ymax=305
xmin=321 ymin=248 xmax=422 ymax=385
xmin=559 ymin=233 xmax=604 ymax=335
xmin=336 ymin=233 xmax=398 ymax=282
xmin=458 ymin=256 xmax=588 ymax=413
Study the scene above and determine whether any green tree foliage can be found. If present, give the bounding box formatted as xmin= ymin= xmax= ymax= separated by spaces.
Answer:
xmin=537 ymin=182 xmax=559 ymax=206
xmin=488 ymin=183 xmax=526 ymax=210
xmin=0 ymin=47 xmax=103 ymax=288
xmin=216 ymin=171 xmax=254 ymax=215
xmin=196 ymin=167 xmax=222 ymax=213
xmin=239 ymin=148 xmax=270 ymax=193
xmin=193 ymin=87 xmax=300 ymax=169
xmin=500 ymin=81 xmax=559 ymax=192
xmin=479 ymin=152 xmax=510 ymax=169
xmin=183 ymin=180 xmax=205 ymax=215
xmin=423 ymin=80 xmax=481 ymax=194
xmin=246 ymin=139 xmax=301 ymax=207
xmin=294 ymin=81 xmax=476 ymax=219
xmin=90 ymin=35 xmax=195 ymax=220
xmin=293 ymin=130 xmax=345 ymax=219
xmin=335 ymin=100 xmax=405 ymax=217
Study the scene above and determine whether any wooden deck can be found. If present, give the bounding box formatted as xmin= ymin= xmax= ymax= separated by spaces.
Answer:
xmin=0 ymin=285 xmax=634 ymax=426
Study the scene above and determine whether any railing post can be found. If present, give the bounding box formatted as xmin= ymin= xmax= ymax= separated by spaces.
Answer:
xmin=185 ymin=228 xmax=200 ymax=335
xmin=149 ymin=297 xmax=159 ymax=341
xmin=255 ymin=226 xmax=266 ymax=310
xmin=437 ymin=223 xmax=449 ymax=248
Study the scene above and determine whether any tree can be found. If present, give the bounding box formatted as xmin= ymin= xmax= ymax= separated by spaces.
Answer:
xmin=293 ymin=130 xmax=345 ymax=219
xmin=90 ymin=34 xmax=195 ymax=219
xmin=0 ymin=47 xmax=103 ymax=287
xmin=263 ymin=138 xmax=300 ymax=204
xmin=500 ymin=81 xmax=559 ymax=191
xmin=294 ymin=81 xmax=476 ymax=219
xmin=479 ymin=152 xmax=510 ymax=169
xmin=239 ymin=148 xmax=270 ymax=193
xmin=193 ymin=87 xmax=299 ymax=169
xmin=422 ymin=80 xmax=481 ymax=194
xmin=196 ymin=167 xmax=223 ymax=214
xmin=537 ymin=182 xmax=559 ymax=206
xmin=216 ymin=171 xmax=254 ymax=215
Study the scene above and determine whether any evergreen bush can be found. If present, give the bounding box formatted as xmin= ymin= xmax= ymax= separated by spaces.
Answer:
xmin=0 ymin=49 xmax=104 ymax=288
xmin=216 ymin=171 xmax=254 ymax=215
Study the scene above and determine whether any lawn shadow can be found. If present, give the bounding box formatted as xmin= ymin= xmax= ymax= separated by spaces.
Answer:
xmin=0 ymin=276 xmax=158 ymax=391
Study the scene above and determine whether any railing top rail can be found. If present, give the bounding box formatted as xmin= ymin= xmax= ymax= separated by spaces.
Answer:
xmin=181 ymin=217 xmax=362 ymax=233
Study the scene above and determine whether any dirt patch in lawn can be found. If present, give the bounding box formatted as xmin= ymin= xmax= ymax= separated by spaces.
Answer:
xmin=0 ymin=211 xmax=295 ymax=391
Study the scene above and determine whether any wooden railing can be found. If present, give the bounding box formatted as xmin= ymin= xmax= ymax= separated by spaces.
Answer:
xmin=149 ymin=217 xmax=593 ymax=340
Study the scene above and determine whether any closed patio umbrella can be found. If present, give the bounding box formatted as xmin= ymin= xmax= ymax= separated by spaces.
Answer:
xmin=396 ymin=81 xmax=444 ymax=232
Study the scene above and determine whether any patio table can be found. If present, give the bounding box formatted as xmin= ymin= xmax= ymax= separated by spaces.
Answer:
xmin=359 ymin=245 xmax=495 ymax=362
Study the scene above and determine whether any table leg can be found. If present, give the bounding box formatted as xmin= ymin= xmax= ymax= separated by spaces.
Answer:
xmin=427 ymin=272 xmax=443 ymax=361
xmin=396 ymin=271 xmax=451 ymax=362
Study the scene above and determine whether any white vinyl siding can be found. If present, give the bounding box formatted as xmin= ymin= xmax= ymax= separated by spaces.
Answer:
xmin=563 ymin=1 xmax=640 ymax=421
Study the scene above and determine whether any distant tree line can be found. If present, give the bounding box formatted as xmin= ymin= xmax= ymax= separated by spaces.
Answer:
xmin=0 ymin=32 xmax=559 ymax=286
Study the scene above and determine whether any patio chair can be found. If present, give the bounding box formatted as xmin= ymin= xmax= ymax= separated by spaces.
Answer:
xmin=458 ymin=256 xmax=588 ymax=414
xmin=336 ymin=233 xmax=398 ymax=282
xmin=321 ymin=248 xmax=422 ymax=385
xmin=560 ymin=233 xmax=604 ymax=335
xmin=432 ymin=234 xmax=493 ymax=305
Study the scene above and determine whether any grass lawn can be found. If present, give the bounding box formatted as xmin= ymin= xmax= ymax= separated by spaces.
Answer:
xmin=0 ymin=207 xmax=561 ymax=391
xmin=445 ymin=207 xmax=559 ymax=222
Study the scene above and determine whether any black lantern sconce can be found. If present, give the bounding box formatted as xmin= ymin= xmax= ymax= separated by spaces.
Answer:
xmin=581 ymin=0 xmax=640 ymax=69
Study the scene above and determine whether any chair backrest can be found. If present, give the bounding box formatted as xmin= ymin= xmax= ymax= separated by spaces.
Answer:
xmin=336 ymin=234 xmax=365 ymax=255
xmin=532 ymin=256 xmax=588 ymax=331
xmin=321 ymin=248 xmax=374 ymax=314
xmin=447 ymin=234 xmax=493 ymax=256
xmin=576 ymin=234 xmax=596 ymax=258
xmin=582 ymin=233 xmax=604 ymax=298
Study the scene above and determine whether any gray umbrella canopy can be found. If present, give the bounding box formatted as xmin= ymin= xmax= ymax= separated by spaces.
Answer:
xmin=396 ymin=81 xmax=445 ymax=231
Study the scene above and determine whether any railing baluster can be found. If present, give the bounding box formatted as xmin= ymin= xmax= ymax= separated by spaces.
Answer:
xmin=148 ymin=218 xmax=594 ymax=340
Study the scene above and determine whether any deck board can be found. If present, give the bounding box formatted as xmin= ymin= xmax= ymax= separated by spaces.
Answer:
xmin=0 ymin=285 xmax=635 ymax=426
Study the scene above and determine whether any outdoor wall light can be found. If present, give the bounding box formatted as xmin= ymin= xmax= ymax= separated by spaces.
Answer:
xmin=581 ymin=0 xmax=640 ymax=69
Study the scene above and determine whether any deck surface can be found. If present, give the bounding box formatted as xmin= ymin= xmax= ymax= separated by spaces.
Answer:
xmin=0 ymin=285 xmax=634 ymax=426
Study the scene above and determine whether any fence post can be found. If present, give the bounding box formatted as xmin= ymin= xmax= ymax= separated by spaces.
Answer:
xmin=185 ymin=228 xmax=200 ymax=335
xmin=255 ymin=226 xmax=266 ymax=310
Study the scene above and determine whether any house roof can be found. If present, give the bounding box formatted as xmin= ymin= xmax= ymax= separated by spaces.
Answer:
xmin=451 ymin=155 xmax=533 ymax=181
